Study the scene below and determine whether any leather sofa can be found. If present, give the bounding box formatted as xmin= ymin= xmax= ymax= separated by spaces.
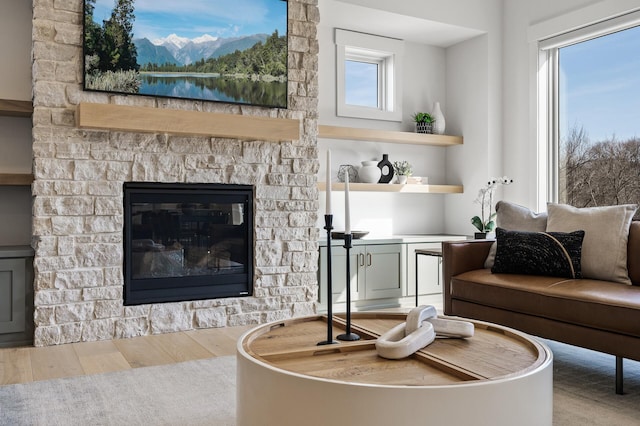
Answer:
xmin=442 ymin=221 xmax=640 ymax=394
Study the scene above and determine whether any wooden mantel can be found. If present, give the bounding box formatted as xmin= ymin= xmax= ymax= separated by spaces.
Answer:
xmin=76 ymin=102 xmax=301 ymax=142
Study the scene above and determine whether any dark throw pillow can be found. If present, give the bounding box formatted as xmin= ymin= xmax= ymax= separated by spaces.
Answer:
xmin=491 ymin=228 xmax=585 ymax=279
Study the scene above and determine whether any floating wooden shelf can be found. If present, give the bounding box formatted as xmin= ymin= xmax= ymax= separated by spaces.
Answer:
xmin=76 ymin=102 xmax=300 ymax=142
xmin=0 ymin=173 xmax=33 ymax=186
xmin=318 ymin=182 xmax=463 ymax=194
xmin=0 ymin=99 xmax=33 ymax=118
xmin=318 ymin=124 xmax=463 ymax=146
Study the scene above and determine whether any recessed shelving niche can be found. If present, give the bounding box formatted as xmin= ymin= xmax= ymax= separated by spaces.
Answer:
xmin=318 ymin=124 xmax=463 ymax=193
xmin=0 ymin=99 xmax=33 ymax=186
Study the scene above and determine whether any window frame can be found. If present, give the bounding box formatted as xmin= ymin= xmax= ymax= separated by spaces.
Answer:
xmin=534 ymin=8 xmax=640 ymax=209
xmin=335 ymin=29 xmax=403 ymax=121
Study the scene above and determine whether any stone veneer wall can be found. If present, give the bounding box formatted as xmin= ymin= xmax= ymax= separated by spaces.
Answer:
xmin=31 ymin=0 xmax=320 ymax=346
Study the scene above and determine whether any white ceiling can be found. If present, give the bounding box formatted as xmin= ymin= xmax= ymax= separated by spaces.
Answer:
xmin=319 ymin=0 xmax=485 ymax=47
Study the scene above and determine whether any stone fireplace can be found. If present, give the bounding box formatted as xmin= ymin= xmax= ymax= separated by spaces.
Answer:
xmin=31 ymin=0 xmax=320 ymax=346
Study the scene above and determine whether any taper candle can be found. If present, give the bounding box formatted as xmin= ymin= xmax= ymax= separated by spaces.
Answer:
xmin=326 ymin=150 xmax=332 ymax=215
xmin=344 ymin=172 xmax=351 ymax=234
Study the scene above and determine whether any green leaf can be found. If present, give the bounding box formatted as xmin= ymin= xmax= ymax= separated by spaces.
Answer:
xmin=485 ymin=220 xmax=496 ymax=232
xmin=471 ymin=216 xmax=484 ymax=232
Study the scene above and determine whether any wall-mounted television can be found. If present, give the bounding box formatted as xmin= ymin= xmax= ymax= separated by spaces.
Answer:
xmin=83 ymin=0 xmax=288 ymax=108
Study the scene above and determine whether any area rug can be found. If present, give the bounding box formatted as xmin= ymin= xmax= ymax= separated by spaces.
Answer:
xmin=548 ymin=339 xmax=640 ymax=426
xmin=0 ymin=356 xmax=236 ymax=426
xmin=0 ymin=341 xmax=639 ymax=425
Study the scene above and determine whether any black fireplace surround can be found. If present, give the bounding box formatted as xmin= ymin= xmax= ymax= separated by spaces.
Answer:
xmin=123 ymin=182 xmax=254 ymax=305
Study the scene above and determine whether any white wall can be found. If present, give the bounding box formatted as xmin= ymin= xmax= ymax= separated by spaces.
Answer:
xmin=0 ymin=0 xmax=33 ymax=246
xmin=0 ymin=0 xmax=32 ymax=100
xmin=443 ymin=35 xmax=491 ymax=235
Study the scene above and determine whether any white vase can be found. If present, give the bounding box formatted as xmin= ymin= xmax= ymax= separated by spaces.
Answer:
xmin=432 ymin=102 xmax=446 ymax=135
xmin=397 ymin=175 xmax=408 ymax=184
xmin=359 ymin=161 xmax=382 ymax=183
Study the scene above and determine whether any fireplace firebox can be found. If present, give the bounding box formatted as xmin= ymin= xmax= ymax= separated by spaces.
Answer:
xmin=123 ymin=182 xmax=254 ymax=305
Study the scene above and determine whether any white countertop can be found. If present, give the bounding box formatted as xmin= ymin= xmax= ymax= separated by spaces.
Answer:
xmin=318 ymin=234 xmax=468 ymax=246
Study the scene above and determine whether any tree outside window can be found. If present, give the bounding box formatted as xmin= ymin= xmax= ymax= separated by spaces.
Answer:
xmin=557 ymin=25 xmax=640 ymax=217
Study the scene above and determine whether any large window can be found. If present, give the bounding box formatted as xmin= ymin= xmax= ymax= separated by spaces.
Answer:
xmin=541 ymin=14 xmax=640 ymax=214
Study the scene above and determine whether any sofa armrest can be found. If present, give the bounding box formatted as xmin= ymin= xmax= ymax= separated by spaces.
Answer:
xmin=442 ymin=239 xmax=494 ymax=315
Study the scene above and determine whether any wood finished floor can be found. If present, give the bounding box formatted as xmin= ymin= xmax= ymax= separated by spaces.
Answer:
xmin=0 ymin=325 xmax=253 ymax=386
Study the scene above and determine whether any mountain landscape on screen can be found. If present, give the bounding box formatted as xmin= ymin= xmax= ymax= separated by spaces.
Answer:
xmin=134 ymin=34 xmax=269 ymax=67
xmin=83 ymin=0 xmax=288 ymax=107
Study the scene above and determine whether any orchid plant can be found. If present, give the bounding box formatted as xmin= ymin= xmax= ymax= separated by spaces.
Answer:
xmin=471 ymin=176 xmax=514 ymax=233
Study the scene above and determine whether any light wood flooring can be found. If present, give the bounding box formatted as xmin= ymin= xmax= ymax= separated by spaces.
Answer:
xmin=0 ymin=325 xmax=253 ymax=386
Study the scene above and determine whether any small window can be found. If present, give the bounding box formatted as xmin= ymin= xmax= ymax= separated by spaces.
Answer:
xmin=344 ymin=59 xmax=380 ymax=108
xmin=335 ymin=29 xmax=403 ymax=121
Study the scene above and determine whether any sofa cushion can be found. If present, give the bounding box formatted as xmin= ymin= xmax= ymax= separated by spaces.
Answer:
xmin=546 ymin=203 xmax=637 ymax=285
xmin=451 ymin=269 xmax=640 ymax=338
xmin=492 ymin=228 xmax=584 ymax=279
xmin=629 ymin=222 xmax=640 ymax=286
xmin=484 ymin=201 xmax=548 ymax=268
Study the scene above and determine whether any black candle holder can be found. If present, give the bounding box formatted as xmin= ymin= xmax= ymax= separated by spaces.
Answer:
xmin=317 ymin=214 xmax=338 ymax=345
xmin=337 ymin=233 xmax=360 ymax=341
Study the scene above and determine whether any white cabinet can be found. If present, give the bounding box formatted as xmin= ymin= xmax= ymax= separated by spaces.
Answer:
xmin=318 ymin=236 xmax=466 ymax=311
xmin=318 ymin=243 xmax=404 ymax=309
xmin=318 ymin=235 xmax=467 ymax=311
xmin=361 ymin=244 xmax=405 ymax=300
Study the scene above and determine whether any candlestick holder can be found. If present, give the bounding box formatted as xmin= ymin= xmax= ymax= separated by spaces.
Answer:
xmin=337 ymin=233 xmax=360 ymax=341
xmin=318 ymin=215 xmax=338 ymax=345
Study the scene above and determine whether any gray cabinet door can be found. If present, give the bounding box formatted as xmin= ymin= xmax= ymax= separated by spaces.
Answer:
xmin=319 ymin=245 xmax=363 ymax=305
xmin=0 ymin=258 xmax=26 ymax=334
xmin=363 ymin=244 xmax=404 ymax=300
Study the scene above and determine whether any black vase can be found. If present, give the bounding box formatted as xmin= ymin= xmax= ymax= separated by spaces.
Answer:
xmin=377 ymin=154 xmax=394 ymax=184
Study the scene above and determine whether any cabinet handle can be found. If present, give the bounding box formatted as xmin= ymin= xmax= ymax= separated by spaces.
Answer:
xmin=359 ymin=253 xmax=365 ymax=266
xmin=367 ymin=253 xmax=372 ymax=266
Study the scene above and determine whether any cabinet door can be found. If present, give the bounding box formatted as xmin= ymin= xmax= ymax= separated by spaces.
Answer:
xmin=0 ymin=258 xmax=26 ymax=334
xmin=407 ymin=243 xmax=442 ymax=297
xmin=363 ymin=244 xmax=404 ymax=300
xmin=318 ymin=245 xmax=362 ymax=306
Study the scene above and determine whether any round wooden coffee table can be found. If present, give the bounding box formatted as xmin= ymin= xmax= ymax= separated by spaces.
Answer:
xmin=236 ymin=312 xmax=552 ymax=426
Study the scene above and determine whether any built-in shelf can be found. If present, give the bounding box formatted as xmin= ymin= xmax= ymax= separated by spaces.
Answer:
xmin=0 ymin=99 xmax=32 ymax=118
xmin=0 ymin=173 xmax=33 ymax=186
xmin=76 ymin=102 xmax=300 ymax=142
xmin=318 ymin=125 xmax=463 ymax=146
xmin=318 ymin=182 xmax=463 ymax=194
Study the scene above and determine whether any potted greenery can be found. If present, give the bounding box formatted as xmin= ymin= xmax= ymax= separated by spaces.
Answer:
xmin=412 ymin=112 xmax=436 ymax=134
xmin=393 ymin=161 xmax=413 ymax=184
xmin=471 ymin=176 xmax=514 ymax=238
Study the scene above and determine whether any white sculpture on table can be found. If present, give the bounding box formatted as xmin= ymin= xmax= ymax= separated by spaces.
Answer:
xmin=375 ymin=305 xmax=474 ymax=359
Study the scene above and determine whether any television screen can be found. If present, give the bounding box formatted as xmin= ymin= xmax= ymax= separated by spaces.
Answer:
xmin=83 ymin=0 xmax=288 ymax=108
